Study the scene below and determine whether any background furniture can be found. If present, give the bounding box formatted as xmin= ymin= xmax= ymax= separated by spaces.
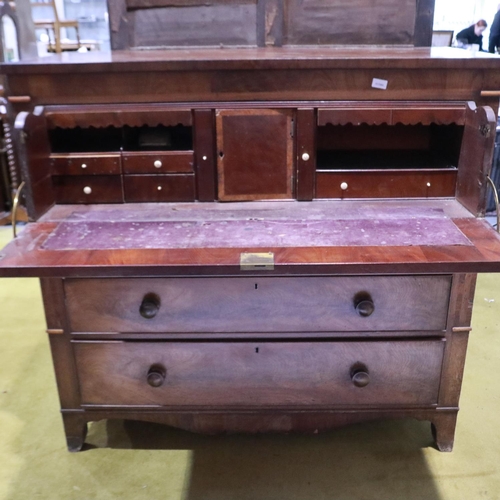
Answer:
xmin=0 ymin=0 xmax=21 ymax=62
xmin=431 ymin=29 xmax=454 ymax=46
xmin=15 ymin=0 xmax=39 ymax=58
xmin=108 ymin=0 xmax=436 ymax=50
xmin=31 ymin=0 xmax=80 ymax=53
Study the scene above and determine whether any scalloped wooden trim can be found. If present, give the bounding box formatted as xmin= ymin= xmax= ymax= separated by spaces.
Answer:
xmin=45 ymin=108 xmax=193 ymax=129
xmin=318 ymin=106 xmax=466 ymax=127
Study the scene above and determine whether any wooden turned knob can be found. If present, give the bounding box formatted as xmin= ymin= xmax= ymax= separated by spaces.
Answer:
xmin=147 ymin=366 xmax=166 ymax=387
xmin=139 ymin=293 xmax=160 ymax=319
xmin=352 ymin=370 xmax=370 ymax=388
xmin=354 ymin=292 xmax=374 ymax=317
xmin=356 ymin=300 xmax=374 ymax=317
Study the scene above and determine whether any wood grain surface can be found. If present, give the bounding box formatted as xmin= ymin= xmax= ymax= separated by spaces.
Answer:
xmin=1 ymin=200 xmax=500 ymax=277
xmin=64 ymin=275 xmax=451 ymax=333
xmin=284 ymin=0 xmax=416 ymax=46
xmin=216 ymin=109 xmax=294 ymax=200
xmin=52 ymin=176 xmax=124 ymax=204
xmin=122 ymin=152 xmax=194 ymax=174
xmin=3 ymin=47 xmax=499 ymax=75
xmin=123 ymin=174 xmax=195 ymax=202
xmin=316 ymin=170 xmax=457 ymax=199
xmin=73 ymin=340 xmax=445 ymax=407
xmin=51 ymin=154 xmax=122 ymax=176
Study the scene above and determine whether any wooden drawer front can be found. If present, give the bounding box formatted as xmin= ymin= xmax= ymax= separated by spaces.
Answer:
xmin=52 ymin=176 xmax=124 ymax=204
xmin=122 ymin=152 xmax=194 ymax=174
xmin=74 ymin=340 xmax=445 ymax=407
xmin=65 ymin=276 xmax=451 ymax=333
xmin=50 ymin=155 xmax=121 ymax=176
xmin=123 ymin=174 xmax=195 ymax=202
xmin=316 ymin=170 xmax=457 ymax=199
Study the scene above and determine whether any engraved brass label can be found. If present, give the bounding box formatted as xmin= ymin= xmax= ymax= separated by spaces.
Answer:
xmin=240 ymin=252 xmax=275 ymax=271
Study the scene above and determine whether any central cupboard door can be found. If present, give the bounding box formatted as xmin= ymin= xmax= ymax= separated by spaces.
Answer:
xmin=216 ymin=109 xmax=294 ymax=200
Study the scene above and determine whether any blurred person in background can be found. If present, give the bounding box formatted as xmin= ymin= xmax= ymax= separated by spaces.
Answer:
xmin=456 ymin=19 xmax=488 ymax=50
xmin=489 ymin=4 xmax=500 ymax=53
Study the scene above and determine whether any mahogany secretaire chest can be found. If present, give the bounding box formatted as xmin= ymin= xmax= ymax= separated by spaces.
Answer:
xmin=1 ymin=42 xmax=500 ymax=453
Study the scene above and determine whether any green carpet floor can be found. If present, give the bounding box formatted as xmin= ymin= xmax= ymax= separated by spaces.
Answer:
xmin=0 ymin=225 xmax=499 ymax=500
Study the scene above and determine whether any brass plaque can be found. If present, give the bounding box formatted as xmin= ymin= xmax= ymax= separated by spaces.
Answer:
xmin=240 ymin=252 xmax=275 ymax=271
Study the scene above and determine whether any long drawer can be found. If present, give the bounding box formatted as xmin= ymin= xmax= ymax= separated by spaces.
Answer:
xmin=73 ymin=340 xmax=445 ymax=408
xmin=65 ymin=276 xmax=451 ymax=333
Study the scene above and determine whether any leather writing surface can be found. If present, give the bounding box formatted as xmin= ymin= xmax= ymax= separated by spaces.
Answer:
xmin=42 ymin=217 xmax=472 ymax=251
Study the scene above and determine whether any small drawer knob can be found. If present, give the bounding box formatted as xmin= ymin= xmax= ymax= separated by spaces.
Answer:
xmin=352 ymin=370 xmax=370 ymax=388
xmin=354 ymin=292 xmax=374 ymax=317
xmin=147 ymin=365 xmax=166 ymax=388
xmin=356 ymin=300 xmax=374 ymax=317
xmin=154 ymin=160 xmax=162 ymax=169
xmin=81 ymin=163 xmax=87 ymax=169
xmin=202 ymin=155 xmax=208 ymax=161
xmin=340 ymin=182 xmax=348 ymax=191
xmin=83 ymin=186 xmax=92 ymax=195
xmin=140 ymin=293 xmax=160 ymax=319
xmin=302 ymin=152 xmax=310 ymax=161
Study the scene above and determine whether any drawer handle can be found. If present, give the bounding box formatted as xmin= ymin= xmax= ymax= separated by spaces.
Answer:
xmin=354 ymin=292 xmax=375 ymax=317
xmin=351 ymin=365 xmax=370 ymax=388
xmin=147 ymin=365 xmax=166 ymax=388
xmin=139 ymin=293 xmax=161 ymax=319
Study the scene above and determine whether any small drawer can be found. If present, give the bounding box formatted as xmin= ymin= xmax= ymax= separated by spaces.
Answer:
xmin=122 ymin=152 xmax=194 ymax=174
xmin=74 ymin=340 xmax=445 ymax=408
xmin=316 ymin=170 xmax=457 ymax=199
xmin=50 ymin=154 xmax=121 ymax=176
xmin=65 ymin=276 xmax=451 ymax=333
xmin=123 ymin=174 xmax=195 ymax=202
xmin=53 ymin=176 xmax=124 ymax=204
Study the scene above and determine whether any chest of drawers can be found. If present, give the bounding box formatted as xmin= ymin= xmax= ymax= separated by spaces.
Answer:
xmin=1 ymin=46 xmax=500 ymax=453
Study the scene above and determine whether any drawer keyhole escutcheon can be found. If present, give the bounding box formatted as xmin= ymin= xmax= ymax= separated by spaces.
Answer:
xmin=147 ymin=364 xmax=166 ymax=388
xmin=140 ymin=293 xmax=161 ymax=319
xmin=353 ymin=291 xmax=375 ymax=317
xmin=351 ymin=363 xmax=370 ymax=388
